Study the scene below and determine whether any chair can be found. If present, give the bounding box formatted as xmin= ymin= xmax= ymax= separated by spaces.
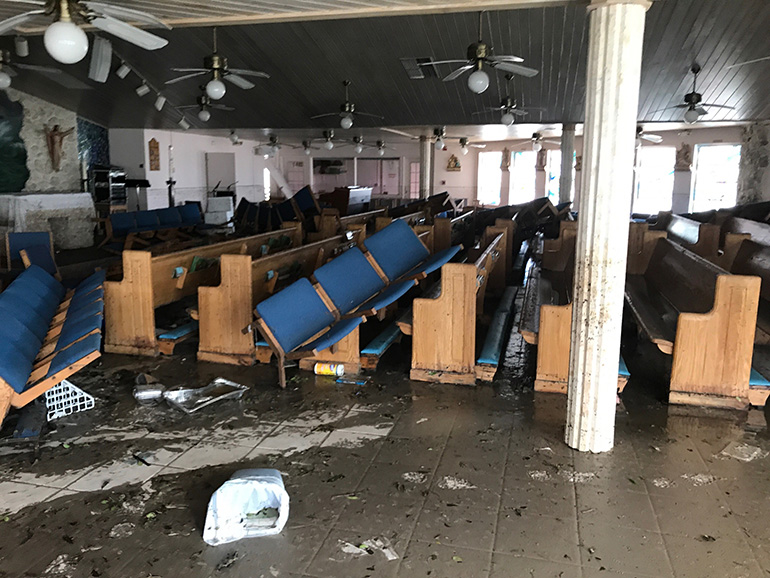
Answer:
xmin=6 ymin=232 xmax=57 ymax=275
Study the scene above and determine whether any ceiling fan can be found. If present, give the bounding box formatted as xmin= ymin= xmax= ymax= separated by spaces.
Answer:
xmin=433 ymin=126 xmax=486 ymax=152
xmin=458 ymin=137 xmax=486 ymax=156
xmin=166 ymin=27 xmax=269 ymax=101
xmin=0 ymin=47 xmax=92 ymax=89
xmin=416 ymin=11 xmax=538 ymax=94
xmin=727 ymin=55 xmax=770 ymax=70
xmin=471 ymin=74 xmax=542 ymax=125
xmin=178 ymin=91 xmax=234 ymax=122
xmin=655 ymin=64 xmax=734 ymax=124
xmin=636 ymin=126 xmax=663 ymax=145
xmin=0 ymin=0 xmax=169 ymax=64
xmin=513 ymin=132 xmax=560 ymax=152
xmin=311 ymin=80 xmax=384 ymax=129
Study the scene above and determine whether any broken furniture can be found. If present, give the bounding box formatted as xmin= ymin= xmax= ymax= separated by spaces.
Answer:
xmin=6 ymin=231 xmax=60 ymax=281
xmin=104 ymin=226 xmax=302 ymax=357
xmin=98 ymin=204 xmax=210 ymax=252
xmin=0 ymin=265 xmax=105 ymax=426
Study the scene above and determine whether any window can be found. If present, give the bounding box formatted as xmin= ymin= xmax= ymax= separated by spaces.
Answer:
xmin=263 ymin=167 xmax=271 ymax=201
xmin=477 ymin=151 xmax=503 ymax=205
xmin=509 ymin=151 xmax=537 ymax=204
xmin=409 ymin=162 xmax=420 ymax=198
xmin=632 ymin=146 xmax=675 ymax=214
xmin=691 ymin=144 xmax=741 ymax=212
xmin=545 ymin=150 xmax=576 ymax=204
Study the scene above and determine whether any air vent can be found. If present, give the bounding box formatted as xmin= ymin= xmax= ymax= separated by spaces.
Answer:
xmin=400 ymin=57 xmax=438 ymax=79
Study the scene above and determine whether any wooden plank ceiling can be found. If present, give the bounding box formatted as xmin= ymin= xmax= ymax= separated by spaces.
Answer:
xmin=0 ymin=0 xmax=769 ymax=131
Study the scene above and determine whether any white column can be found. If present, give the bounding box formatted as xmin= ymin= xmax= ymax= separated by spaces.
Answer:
xmin=419 ymin=136 xmax=432 ymax=199
xmin=535 ymin=149 xmax=547 ymax=198
xmin=559 ymin=123 xmax=576 ymax=204
xmin=566 ymin=0 xmax=650 ymax=453
xmin=573 ymin=155 xmax=583 ymax=212
xmin=500 ymin=147 xmax=511 ymax=206
xmin=671 ymin=143 xmax=693 ymax=213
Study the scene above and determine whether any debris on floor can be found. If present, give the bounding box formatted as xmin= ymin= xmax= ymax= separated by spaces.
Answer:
xmin=338 ymin=537 xmax=399 ymax=561
xmin=164 ymin=378 xmax=248 ymax=414
xmin=718 ymin=441 xmax=769 ymax=462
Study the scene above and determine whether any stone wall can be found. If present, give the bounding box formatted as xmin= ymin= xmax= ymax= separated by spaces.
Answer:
xmin=737 ymin=121 xmax=770 ymax=204
xmin=6 ymin=88 xmax=80 ymax=192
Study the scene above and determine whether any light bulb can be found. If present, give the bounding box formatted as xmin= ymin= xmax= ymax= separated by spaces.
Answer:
xmin=44 ymin=20 xmax=88 ymax=64
xmin=324 ymin=140 xmax=334 ymax=150
xmin=14 ymin=36 xmax=29 ymax=58
xmin=229 ymin=132 xmax=239 ymax=144
xmin=154 ymin=95 xmax=166 ymax=111
xmin=435 ymin=137 xmax=444 ymax=151
xmin=0 ymin=71 xmax=11 ymax=90
xmin=135 ymin=83 xmax=150 ymax=97
xmin=116 ymin=62 xmax=131 ymax=79
xmin=501 ymin=112 xmax=515 ymax=126
xmin=532 ymin=141 xmax=542 ymax=152
xmin=340 ymin=114 xmax=354 ymax=129
xmin=378 ymin=148 xmax=385 ymax=157
xmin=198 ymin=108 xmax=211 ymax=122
xmin=304 ymin=147 xmax=311 ymax=156
xmin=354 ymin=144 xmax=363 ymax=154
xmin=467 ymin=69 xmax=489 ymax=94
xmin=206 ymin=78 xmax=226 ymax=100
xmin=461 ymin=145 xmax=469 ymax=156
xmin=684 ymin=108 xmax=700 ymax=124
xmin=178 ymin=117 xmax=190 ymax=130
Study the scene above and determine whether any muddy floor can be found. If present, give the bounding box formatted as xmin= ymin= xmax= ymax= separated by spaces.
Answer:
xmin=1 ymin=329 xmax=770 ymax=578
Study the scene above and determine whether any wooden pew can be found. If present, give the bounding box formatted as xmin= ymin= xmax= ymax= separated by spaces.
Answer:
xmin=308 ymin=208 xmax=386 ymax=243
xmin=653 ymin=212 xmax=719 ymax=258
xmin=625 ymin=238 xmax=760 ymax=409
xmin=407 ymin=224 xmax=509 ymax=385
xmin=104 ymin=225 xmax=302 ymax=356
xmin=197 ymin=232 xmax=360 ymax=365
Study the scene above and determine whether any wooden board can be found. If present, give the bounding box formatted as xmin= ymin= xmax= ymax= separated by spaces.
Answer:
xmin=542 ymin=221 xmax=577 ymax=272
xmin=298 ymin=326 xmax=362 ymax=374
xmin=534 ymin=303 xmax=572 ymax=391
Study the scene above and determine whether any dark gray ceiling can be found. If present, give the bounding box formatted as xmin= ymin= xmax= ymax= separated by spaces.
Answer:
xmin=2 ymin=0 xmax=769 ymax=131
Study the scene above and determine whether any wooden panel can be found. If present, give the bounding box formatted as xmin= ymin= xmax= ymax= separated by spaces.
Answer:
xmin=482 ymin=226 xmax=508 ymax=297
xmin=298 ymin=327 xmax=362 ymax=374
xmin=542 ymin=221 xmax=577 ymax=272
xmin=670 ymin=274 xmax=760 ymax=401
xmin=534 ymin=303 xmax=571 ymax=393
xmin=434 ymin=218 xmax=452 ymax=253
xmin=198 ymin=254 xmax=256 ymax=364
xmin=495 ymin=218 xmax=516 ymax=284
xmin=627 ymin=223 xmax=667 ymax=275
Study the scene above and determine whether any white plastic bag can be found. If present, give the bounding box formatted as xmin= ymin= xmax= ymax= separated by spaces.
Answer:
xmin=203 ymin=469 xmax=290 ymax=546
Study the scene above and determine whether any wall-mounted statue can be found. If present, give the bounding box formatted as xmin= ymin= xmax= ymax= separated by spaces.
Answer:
xmin=446 ymin=154 xmax=461 ymax=172
xmin=675 ymin=142 xmax=693 ymax=171
xmin=501 ymin=147 xmax=511 ymax=170
xmin=44 ymin=124 xmax=75 ymax=172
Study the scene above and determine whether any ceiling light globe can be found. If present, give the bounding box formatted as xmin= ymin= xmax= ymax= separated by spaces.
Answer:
xmin=206 ymin=78 xmax=226 ymax=100
xmin=501 ymin=112 xmax=515 ymax=126
xmin=461 ymin=145 xmax=469 ymax=156
xmin=684 ymin=108 xmax=700 ymax=124
xmin=304 ymin=147 xmax=311 ymax=156
xmin=532 ymin=141 xmax=542 ymax=152
xmin=198 ymin=108 xmax=211 ymax=122
xmin=271 ymin=144 xmax=279 ymax=155
xmin=229 ymin=132 xmax=239 ymax=144
xmin=340 ymin=114 xmax=354 ymax=130
xmin=435 ymin=137 xmax=444 ymax=151
xmin=0 ymin=71 xmax=11 ymax=90
xmin=324 ymin=140 xmax=334 ymax=150
xmin=378 ymin=148 xmax=385 ymax=157
xmin=467 ymin=69 xmax=489 ymax=94
xmin=44 ymin=20 xmax=88 ymax=64
xmin=354 ymin=144 xmax=363 ymax=154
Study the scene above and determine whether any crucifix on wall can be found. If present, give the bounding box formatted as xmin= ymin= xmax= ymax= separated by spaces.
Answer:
xmin=44 ymin=124 xmax=74 ymax=172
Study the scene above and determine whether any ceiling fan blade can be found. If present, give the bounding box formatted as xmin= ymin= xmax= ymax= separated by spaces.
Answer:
xmin=354 ymin=111 xmax=385 ymax=120
xmin=211 ymin=104 xmax=235 ymax=111
xmin=41 ymin=69 xmax=92 ymax=90
xmin=224 ymin=73 xmax=255 ymax=90
xmin=90 ymin=15 xmax=168 ymax=50
xmin=695 ymin=106 xmax=708 ymax=115
xmin=83 ymin=2 xmax=171 ymax=29
xmin=15 ymin=62 xmax=62 ymax=74
xmin=512 ymin=109 xmax=529 ymax=116
xmin=544 ymin=139 xmax=561 ymax=146
xmin=470 ymin=144 xmax=487 ymax=148
xmin=4 ymin=66 xmax=18 ymax=77
xmin=171 ymin=68 xmax=208 ymax=72
xmin=471 ymin=110 xmax=490 ymax=116
xmin=726 ymin=55 xmax=770 ymax=69
xmin=641 ymin=134 xmax=663 ymax=143
xmin=488 ymin=60 xmax=539 ymax=78
xmin=380 ymin=127 xmax=420 ymax=139
xmin=701 ymin=103 xmax=735 ymax=110
xmin=0 ymin=10 xmax=44 ymax=36
xmin=165 ymin=71 xmax=207 ymax=85
xmin=310 ymin=112 xmax=339 ymax=120
xmin=5 ymin=0 xmax=45 ymax=4
xmin=228 ymin=68 xmax=270 ymax=79
xmin=488 ymin=54 xmax=525 ymax=63
xmin=443 ymin=65 xmax=474 ymax=82
xmin=419 ymin=59 xmax=470 ymax=66
xmin=177 ymin=104 xmax=198 ymax=110
xmin=649 ymin=105 xmax=688 ymax=114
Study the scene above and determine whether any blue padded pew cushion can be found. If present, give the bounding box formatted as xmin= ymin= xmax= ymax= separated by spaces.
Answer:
xmin=299 ymin=317 xmax=363 ymax=354
xmin=0 ymin=285 xmax=59 ymax=322
xmin=21 ymin=245 xmax=57 ymax=276
xmin=179 ymin=203 xmax=203 ymax=226
xmin=64 ymin=299 xmax=104 ymax=324
xmin=18 ymin=265 xmax=66 ymax=301
xmin=256 ymin=278 xmax=335 ymax=353
xmin=314 ymin=248 xmax=385 ymax=314
xmin=2 ymin=272 xmax=60 ymax=305
xmin=618 ymin=355 xmax=631 ymax=378
xmin=70 ymin=288 xmax=104 ymax=312
xmin=45 ymin=333 xmax=101 ymax=380
xmin=749 ymin=368 xmax=770 ymax=388
xmin=75 ymin=270 xmax=106 ymax=294
xmin=355 ymin=280 xmax=415 ymax=313
xmin=134 ymin=210 xmax=160 ymax=232
xmin=0 ymin=340 xmax=34 ymax=393
xmin=0 ymin=301 xmax=50 ymax=342
xmin=55 ymin=314 xmax=103 ymax=353
xmin=110 ymin=212 xmax=137 ymax=237
xmin=364 ymin=220 xmax=430 ymax=281
xmin=7 ymin=232 xmax=51 ymax=266
xmin=0 ymin=316 xmax=42 ymax=360
xmin=294 ymin=186 xmax=318 ymax=213
xmin=404 ymin=245 xmax=462 ymax=278
xmin=157 ymin=207 xmax=183 ymax=228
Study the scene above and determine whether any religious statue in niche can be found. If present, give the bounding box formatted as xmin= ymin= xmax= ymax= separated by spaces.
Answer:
xmin=0 ymin=91 xmax=29 ymax=192
xmin=446 ymin=154 xmax=461 ymax=172
xmin=501 ymin=147 xmax=511 ymax=170
xmin=575 ymin=155 xmax=582 ymax=172
xmin=44 ymin=124 xmax=74 ymax=172
xmin=675 ymin=142 xmax=693 ymax=171
xmin=535 ymin=148 xmax=548 ymax=170
xmin=148 ymin=138 xmax=160 ymax=171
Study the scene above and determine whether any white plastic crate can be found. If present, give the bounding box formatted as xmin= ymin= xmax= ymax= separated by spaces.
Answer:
xmin=44 ymin=380 xmax=95 ymax=421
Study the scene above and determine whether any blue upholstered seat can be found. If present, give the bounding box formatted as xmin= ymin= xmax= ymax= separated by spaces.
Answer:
xmin=179 ymin=204 xmax=203 ymax=226
xmin=0 ymin=284 xmax=60 ymax=322
xmin=110 ymin=212 xmax=137 ymax=237
xmin=294 ymin=186 xmax=319 ymax=215
xmin=404 ymin=246 xmax=463 ymax=277
xmin=75 ymin=270 xmax=107 ymax=294
xmin=0 ymin=340 xmax=33 ymax=393
xmin=45 ymin=333 xmax=101 ymax=380
xmin=0 ymin=301 xmax=50 ymax=341
xmin=256 ymin=278 xmax=335 ymax=353
xmin=364 ymin=220 xmax=430 ymax=281
xmin=134 ymin=210 xmax=160 ymax=232
xmin=314 ymin=248 xmax=386 ymax=314
xmin=7 ymin=232 xmax=52 ymax=268
xmin=70 ymin=288 xmax=104 ymax=312
xmin=0 ymin=316 xmax=42 ymax=360
xmin=298 ymin=317 xmax=363 ymax=353
xmin=157 ymin=207 xmax=183 ymax=229
xmin=353 ymin=279 xmax=416 ymax=313
xmin=54 ymin=313 xmax=103 ymax=352
xmin=20 ymin=244 xmax=57 ymax=276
